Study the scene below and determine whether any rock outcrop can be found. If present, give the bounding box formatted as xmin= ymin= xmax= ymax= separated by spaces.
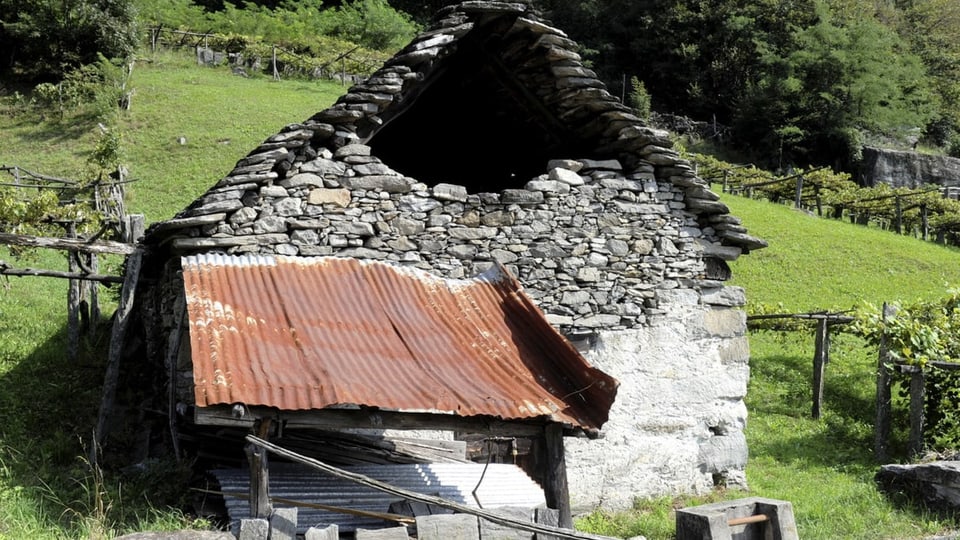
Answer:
xmin=860 ymin=147 xmax=960 ymax=189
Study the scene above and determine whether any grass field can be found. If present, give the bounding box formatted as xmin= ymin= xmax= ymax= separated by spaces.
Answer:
xmin=2 ymin=48 xmax=960 ymax=539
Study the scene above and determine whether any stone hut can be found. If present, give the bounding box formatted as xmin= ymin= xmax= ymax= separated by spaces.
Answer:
xmin=129 ymin=0 xmax=766 ymax=513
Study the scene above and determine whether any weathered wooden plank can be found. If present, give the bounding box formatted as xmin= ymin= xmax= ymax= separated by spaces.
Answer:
xmin=542 ymin=424 xmax=572 ymax=529
xmin=875 ymin=303 xmax=896 ymax=461
xmin=0 ymin=231 xmax=136 ymax=255
xmin=812 ymin=319 xmax=828 ymax=419
xmin=92 ymin=248 xmax=143 ymax=457
xmin=0 ymin=265 xmax=123 ymax=283
xmin=195 ymin=406 xmax=553 ymax=437
xmin=247 ymin=420 xmax=273 ymax=519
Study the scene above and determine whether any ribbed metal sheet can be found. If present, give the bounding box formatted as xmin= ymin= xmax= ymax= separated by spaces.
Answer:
xmin=181 ymin=254 xmax=617 ymax=431
xmin=211 ymin=462 xmax=547 ymax=534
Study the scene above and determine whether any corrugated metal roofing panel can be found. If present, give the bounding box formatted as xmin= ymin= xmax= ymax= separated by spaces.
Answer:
xmin=211 ymin=462 xmax=547 ymax=534
xmin=182 ymin=254 xmax=618 ymax=431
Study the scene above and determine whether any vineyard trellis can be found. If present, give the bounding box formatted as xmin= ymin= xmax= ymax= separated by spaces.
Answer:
xmin=747 ymin=311 xmax=854 ymax=419
xmin=0 ymin=165 xmax=142 ymax=361
xmin=148 ymin=26 xmax=387 ymax=84
xmin=695 ymin=153 xmax=960 ymax=246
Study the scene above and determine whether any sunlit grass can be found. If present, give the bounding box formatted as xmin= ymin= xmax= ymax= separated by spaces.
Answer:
xmin=579 ymin=194 xmax=960 ymax=539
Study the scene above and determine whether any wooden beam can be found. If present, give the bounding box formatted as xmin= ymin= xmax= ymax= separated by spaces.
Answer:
xmin=0 ymin=232 xmax=136 ymax=255
xmin=195 ymin=405 xmax=563 ymax=438
xmin=0 ymin=265 xmax=123 ymax=283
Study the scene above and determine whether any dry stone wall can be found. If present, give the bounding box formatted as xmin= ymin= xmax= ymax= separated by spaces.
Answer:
xmin=159 ymin=141 xmax=731 ymax=332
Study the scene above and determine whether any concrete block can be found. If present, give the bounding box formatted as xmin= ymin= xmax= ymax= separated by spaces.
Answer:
xmin=305 ymin=524 xmax=339 ymax=540
xmin=478 ymin=507 xmax=534 ymax=540
xmin=238 ymin=518 xmax=269 ymax=540
xmin=270 ymin=507 xmax=298 ymax=540
xmin=354 ymin=525 xmax=410 ymax=539
xmin=416 ymin=514 xmax=479 ymax=540
xmin=676 ymin=497 xmax=798 ymax=540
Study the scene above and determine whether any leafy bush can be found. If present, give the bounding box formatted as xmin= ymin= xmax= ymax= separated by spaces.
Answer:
xmin=854 ymin=293 xmax=960 ymax=450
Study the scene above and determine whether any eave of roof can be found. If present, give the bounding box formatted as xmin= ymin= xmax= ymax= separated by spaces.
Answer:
xmin=181 ymin=254 xmax=618 ymax=432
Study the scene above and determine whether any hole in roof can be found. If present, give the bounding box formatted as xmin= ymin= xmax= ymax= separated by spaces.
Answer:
xmin=366 ymin=37 xmax=588 ymax=193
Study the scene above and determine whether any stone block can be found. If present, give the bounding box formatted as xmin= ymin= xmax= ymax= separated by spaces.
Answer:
xmin=698 ymin=433 xmax=748 ymax=474
xmin=308 ymin=188 xmax=351 ymax=207
xmin=718 ymin=337 xmax=750 ymax=365
xmin=238 ymin=518 xmax=269 ymax=540
xmin=354 ymin=525 xmax=410 ymax=539
xmin=270 ymin=507 xmax=298 ymax=540
xmin=305 ymin=524 xmax=339 ymax=540
xmin=416 ymin=514 xmax=479 ymax=540
xmin=478 ymin=507 xmax=534 ymax=540
xmin=703 ymin=308 xmax=747 ymax=338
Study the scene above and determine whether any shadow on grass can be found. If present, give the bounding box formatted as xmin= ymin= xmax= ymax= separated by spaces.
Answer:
xmin=747 ymin=345 xmax=911 ymax=470
xmin=0 ymin=323 xmax=104 ymax=532
xmin=0 ymin=320 xmax=188 ymax=535
xmin=3 ymin=108 xmax=104 ymax=160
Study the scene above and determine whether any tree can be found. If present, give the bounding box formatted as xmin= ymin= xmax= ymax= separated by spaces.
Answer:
xmin=0 ymin=0 xmax=138 ymax=81
xmin=736 ymin=1 xmax=932 ymax=168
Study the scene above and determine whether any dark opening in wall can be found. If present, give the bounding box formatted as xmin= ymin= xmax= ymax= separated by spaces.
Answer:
xmin=366 ymin=41 xmax=584 ymax=193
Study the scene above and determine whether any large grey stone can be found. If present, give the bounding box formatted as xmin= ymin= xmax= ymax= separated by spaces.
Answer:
xmin=877 ymin=461 xmax=960 ymax=513
xmin=238 ymin=519 xmax=269 ymax=540
xmin=478 ymin=507 xmax=534 ymax=540
xmin=354 ymin=526 xmax=409 ymax=539
xmin=416 ymin=514 xmax=479 ymax=540
xmin=270 ymin=507 xmax=298 ymax=540
xmin=305 ymin=524 xmax=339 ymax=540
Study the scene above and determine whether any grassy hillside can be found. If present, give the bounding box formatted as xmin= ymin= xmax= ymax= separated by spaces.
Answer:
xmin=2 ymin=49 xmax=960 ymax=538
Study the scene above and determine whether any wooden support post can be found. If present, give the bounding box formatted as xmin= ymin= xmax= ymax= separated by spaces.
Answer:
xmin=87 ymin=253 xmax=100 ymax=335
xmin=794 ymin=175 xmax=804 ymax=209
xmin=92 ymin=248 xmax=144 ymax=459
xmin=895 ymin=196 xmax=903 ymax=234
xmin=543 ymin=424 xmax=572 ymax=529
xmin=812 ymin=319 xmax=829 ymax=419
xmin=908 ymin=367 xmax=926 ymax=457
xmin=165 ymin=293 xmax=188 ymax=461
xmin=67 ymin=223 xmax=80 ymax=363
xmin=246 ymin=419 xmax=273 ymax=519
xmin=922 ymin=204 xmax=929 ymax=241
xmin=875 ymin=303 xmax=896 ymax=461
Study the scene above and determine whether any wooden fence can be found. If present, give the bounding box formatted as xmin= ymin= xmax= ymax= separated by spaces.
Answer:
xmin=747 ymin=311 xmax=854 ymax=419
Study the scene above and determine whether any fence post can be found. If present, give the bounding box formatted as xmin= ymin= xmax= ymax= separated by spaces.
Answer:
xmin=908 ymin=367 xmax=925 ymax=457
xmin=875 ymin=303 xmax=896 ymax=461
xmin=812 ymin=318 xmax=829 ymax=419
xmin=922 ymin=204 xmax=929 ymax=241
xmin=66 ymin=221 xmax=80 ymax=363
xmin=895 ymin=195 xmax=902 ymax=234
xmin=794 ymin=175 xmax=804 ymax=209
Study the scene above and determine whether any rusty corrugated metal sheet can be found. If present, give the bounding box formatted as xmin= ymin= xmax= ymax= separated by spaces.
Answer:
xmin=181 ymin=254 xmax=617 ymax=431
